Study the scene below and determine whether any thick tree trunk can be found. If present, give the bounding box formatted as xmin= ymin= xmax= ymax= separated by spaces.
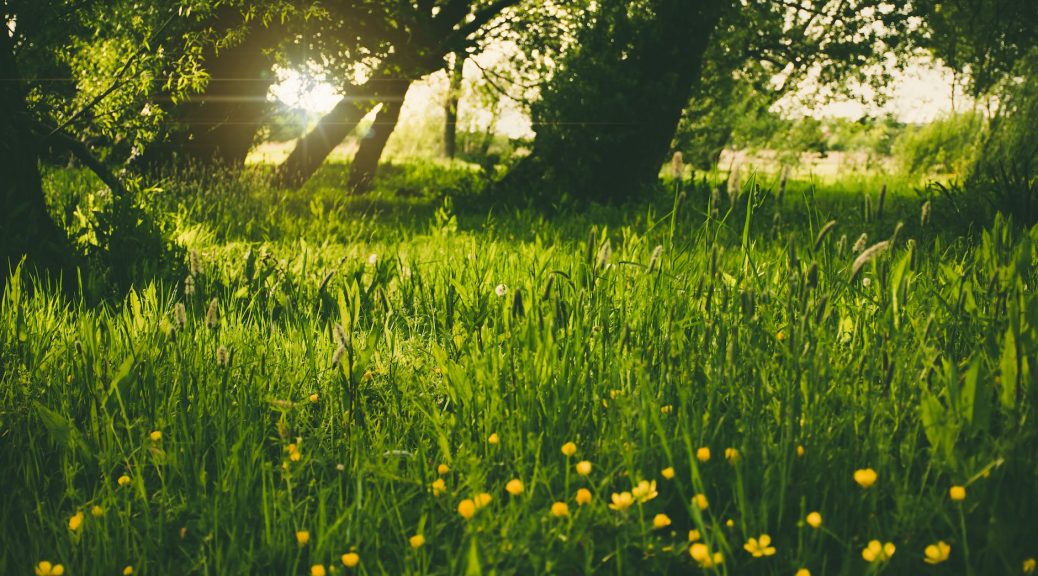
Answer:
xmin=276 ymin=77 xmax=410 ymax=188
xmin=348 ymin=83 xmax=411 ymax=194
xmin=508 ymin=0 xmax=727 ymax=204
xmin=0 ymin=31 xmax=76 ymax=283
xmin=138 ymin=10 xmax=278 ymax=171
xmin=443 ymin=53 xmax=465 ymax=159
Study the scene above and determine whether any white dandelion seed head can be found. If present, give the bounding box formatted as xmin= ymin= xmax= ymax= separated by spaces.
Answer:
xmin=495 ymin=284 xmax=509 ymax=297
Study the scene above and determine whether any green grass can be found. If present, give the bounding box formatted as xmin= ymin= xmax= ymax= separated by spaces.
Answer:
xmin=3 ymin=163 xmax=1037 ymax=575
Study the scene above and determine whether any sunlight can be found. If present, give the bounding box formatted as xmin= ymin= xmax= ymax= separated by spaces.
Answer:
xmin=269 ymin=68 xmax=342 ymax=114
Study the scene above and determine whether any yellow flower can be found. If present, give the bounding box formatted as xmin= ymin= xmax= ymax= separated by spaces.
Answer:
xmin=35 ymin=561 xmax=64 ymax=576
xmin=796 ymin=570 xmax=811 ymax=576
xmin=341 ymin=552 xmax=360 ymax=568
xmin=288 ymin=443 xmax=301 ymax=462
xmin=90 ymin=505 xmax=104 ymax=518
xmin=688 ymin=529 xmax=701 ymax=542
xmin=308 ymin=393 xmax=319 ymax=403
xmin=430 ymin=478 xmax=447 ymax=496
xmin=609 ymin=491 xmax=634 ymax=511
xmin=506 ymin=479 xmax=524 ymax=496
xmin=296 ymin=530 xmax=310 ymax=546
xmin=68 ymin=511 xmax=84 ymax=532
xmin=631 ymin=480 xmax=658 ymax=503
xmin=575 ymin=460 xmax=592 ymax=476
xmin=693 ymin=493 xmax=709 ymax=510
xmin=725 ymin=518 xmax=734 ymax=528
xmin=561 ymin=442 xmax=577 ymax=457
xmin=854 ymin=468 xmax=877 ymax=488
xmin=488 ymin=433 xmax=500 ymax=445
xmin=409 ymin=534 xmax=425 ymax=549
xmin=149 ymin=430 xmax=162 ymax=442
xmin=1024 ymin=558 xmax=1036 ymax=574
xmin=949 ymin=485 xmax=966 ymax=501
xmin=776 ymin=330 xmax=786 ymax=341
xmin=475 ymin=492 xmax=492 ymax=508
xmin=806 ymin=512 xmax=822 ymax=528
xmin=744 ymin=534 xmax=776 ymax=557
xmin=796 ymin=445 xmax=805 ymax=457
xmin=660 ymin=404 xmax=673 ymax=414
xmin=689 ymin=543 xmax=723 ymax=568
xmin=117 ymin=475 xmax=131 ymax=487
xmin=652 ymin=513 xmax=671 ymax=529
xmin=551 ymin=501 xmax=569 ymax=517
xmin=576 ymin=488 xmax=592 ymax=505
xmin=861 ymin=540 xmax=895 ymax=563
xmin=311 ymin=564 xmax=326 ymax=576
xmin=696 ymin=447 xmax=711 ymax=462
xmin=458 ymin=499 xmax=476 ymax=519
xmin=924 ymin=540 xmax=951 ymax=564
xmin=661 ymin=467 xmax=675 ymax=480
xmin=123 ymin=566 xmax=134 ymax=575
xmin=725 ymin=448 xmax=741 ymax=464
xmin=437 ymin=463 xmax=449 ymax=475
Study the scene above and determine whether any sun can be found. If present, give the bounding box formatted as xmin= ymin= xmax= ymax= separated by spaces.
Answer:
xmin=270 ymin=68 xmax=342 ymax=114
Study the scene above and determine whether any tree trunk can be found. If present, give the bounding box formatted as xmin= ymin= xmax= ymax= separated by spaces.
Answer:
xmin=276 ymin=77 xmax=410 ymax=188
xmin=0 ymin=30 xmax=76 ymax=284
xmin=348 ymin=82 xmax=412 ymax=194
xmin=508 ymin=0 xmax=727 ymax=204
xmin=443 ymin=53 xmax=466 ymax=159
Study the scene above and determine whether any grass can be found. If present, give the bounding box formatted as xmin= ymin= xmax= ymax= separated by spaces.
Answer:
xmin=3 ymin=161 xmax=1037 ymax=575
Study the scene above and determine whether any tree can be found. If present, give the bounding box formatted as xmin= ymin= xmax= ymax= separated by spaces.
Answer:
xmin=275 ymin=0 xmax=521 ymax=191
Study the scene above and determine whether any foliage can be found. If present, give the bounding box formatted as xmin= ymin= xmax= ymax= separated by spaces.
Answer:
xmin=893 ymin=111 xmax=985 ymax=177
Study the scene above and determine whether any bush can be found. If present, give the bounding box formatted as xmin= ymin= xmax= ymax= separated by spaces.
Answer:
xmin=893 ymin=111 xmax=984 ymax=176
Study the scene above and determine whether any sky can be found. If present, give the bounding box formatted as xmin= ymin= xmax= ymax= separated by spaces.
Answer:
xmin=270 ymin=55 xmax=966 ymax=142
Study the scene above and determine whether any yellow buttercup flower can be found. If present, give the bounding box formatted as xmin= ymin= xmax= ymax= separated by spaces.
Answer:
xmin=689 ymin=543 xmax=723 ymax=568
xmin=430 ymin=478 xmax=447 ymax=496
xmin=458 ymin=499 xmax=476 ymax=519
xmin=1024 ymin=558 xmax=1036 ymax=573
xmin=631 ymin=480 xmax=658 ymax=503
xmin=308 ymin=393 xmax=319 ymax=403
xmin=693 ymin=493 xmax=709 ymax=510
xmin=561 ymin=442 xmax=577 ymax=457
xmin=861 ymin=540 xmax=895 ymax=563
xmin=696 ymin=447 xmax=711 ymax=462
xmin=609 ymin=491 xmax=634 ymax=511
xmin=475 ymin=492 xmax=492 ymax=508
xmin=68 ymin=511 xmax=84 ymax=532
xmin=660 ymin=404 xmax=673 ymax=414
xmin=796 ymin=445 xmax=805 ymax=457
xmin=437 ymin=463 xmax=449 ymax=475
xmin=854 ymin=468 xmax=877 ymax=488
xmin=806 ymin=512 xmax=822 ymax=528
xmin=575 ymin=460 xmax=592 ymax=476
xmin=688 ymin=529 xmax=701 ymax=542
xmin=661 ymin=467 xmax=675 ymax=480
xmin=576 ymin=488 xmax=592 ymax=505
xmin=506 ymin=479 xmax=524 ymax=496
xmin=725 ymin=518 xmax=734 ymax=528
xmin=924 ymin=540 xmax=951 ymax=564
xmin=123 ymin=566 xmax=134 ymax=575
xmin=296 ymin=530 xmax=311 ymax=546
xmin=488 ymin=433 xmax=500 ymax=445
xmin=725 ymin=448 xmax=741 ymax=463
xmin=341 ymin=552 xmax=360 ymax=568
xmin=149 ymin=430 xmax=162 ymax=442
xmin=90 ymin=505 xmax=104 ymax=518
xmin=796 ymin=569 xmax=811 ymax=576
xmin=744 ymin=534 xmax=776 ymax=557
xmin=310 ymin=565 xmax=326 ymax=576
xmin=949 ymin=485 xmax=966 ymax=501
xmin=409 ymin=534 xmax=425 ymax=549
xmin=551 ymin=502 xmax=569 ymax=517
xmin=117 ymin=475 xmax=131 ymax=487
xmin=288 ymin=443 xmax=301 ymax=462
xmin=35 ymin=561 xmax=64 ymax=576
xmin=652 ymin=513 xmax=671 ymax=529
xmin=776 ymin=330 xmax=787 ymax=341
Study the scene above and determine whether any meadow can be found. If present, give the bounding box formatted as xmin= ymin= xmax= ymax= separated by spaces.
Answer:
xmin=2 ymin=162 xmax=1037 ymax=575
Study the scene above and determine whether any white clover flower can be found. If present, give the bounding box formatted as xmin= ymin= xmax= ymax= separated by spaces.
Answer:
xmin=368 ymin=253 xmax=378 ymax=266
xmin=495 ymin=284 xmax=509 ymax=297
